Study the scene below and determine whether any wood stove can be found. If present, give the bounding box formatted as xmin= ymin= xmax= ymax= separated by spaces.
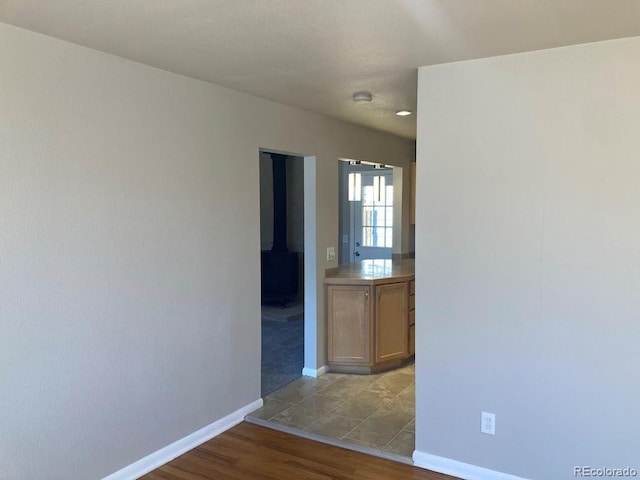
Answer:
xmin=261 ymin=153 xmax=298 ymax=306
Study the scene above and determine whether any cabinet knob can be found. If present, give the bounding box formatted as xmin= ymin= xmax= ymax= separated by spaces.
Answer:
xmin=364 ymin=289 xmax=368 ymax=300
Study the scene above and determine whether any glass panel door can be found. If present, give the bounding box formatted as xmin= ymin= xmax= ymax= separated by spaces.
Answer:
xmin=353 ymin=172 xmax=393 ymax=261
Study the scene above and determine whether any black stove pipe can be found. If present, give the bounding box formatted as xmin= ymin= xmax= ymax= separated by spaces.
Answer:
xmin=271 ymin=153 xmax=288 ymax=252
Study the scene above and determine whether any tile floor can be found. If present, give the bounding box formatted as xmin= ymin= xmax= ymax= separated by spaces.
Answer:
xmin=248 ymin=362 xmax=415 ymax=458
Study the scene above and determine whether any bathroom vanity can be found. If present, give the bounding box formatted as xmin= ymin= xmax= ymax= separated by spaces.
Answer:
xmin=324 ymin=259 xmax=415 ymax=374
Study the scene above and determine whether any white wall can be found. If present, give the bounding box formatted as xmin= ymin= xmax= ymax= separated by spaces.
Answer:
xmin=415 ymin=37 xmax=640 ymax=479
xmin=0 ymin=24 xmax=414 ymax=480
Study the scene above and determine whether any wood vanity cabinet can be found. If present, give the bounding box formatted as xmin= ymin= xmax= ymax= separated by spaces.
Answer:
xmin=326 ymin=284 xmax=372 ymax=365
xmin=326 ymin=276 xmax=412 ymax=374
xmin=374 ymin=282 xmax=408 ymax=364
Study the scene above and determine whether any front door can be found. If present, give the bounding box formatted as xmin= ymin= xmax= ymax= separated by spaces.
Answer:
xmin=352 ymin=172 xmax=393 ymax=261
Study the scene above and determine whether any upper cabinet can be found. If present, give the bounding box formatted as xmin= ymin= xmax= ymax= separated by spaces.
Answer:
xmin=410 ymin=162 xmax=416 ymax=225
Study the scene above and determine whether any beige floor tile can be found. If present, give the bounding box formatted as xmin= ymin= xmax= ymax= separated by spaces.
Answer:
xmin=366 ymin=373 xmax=414 ymax=401
xmin=393 ymin=386 xmax=415 ymax=414
xmin=383 ymin=365 xmax=414 ymax=377
xmin=304 ymin=414 xmax=363 ymax=440
xmin=404 ymin=418 xmax=415 ymax=432
xmin=397 ymin=380 xmax=415 ymax=396
xmin=344 ymin=408 xmax=414 ymax=448
xmin=376 ymin=392 xmax=414 ymax=417
xmin=310 ymin=372 xmax=345 ymax=390
xmin=384 ymin=430 xmax=415 ymax=457
xmin=250 ymin=397 xmax=294 ymax=420
xmin=322 ymin=372 xmax=348 ymax=383
xmin=271 ymin=394 xmax=344 ymax=428
xmin=253 ymin=361 xmax=416 ymax=458
xmin=329 ymin=390 xmax=391 ymax=420
xmin=268 ymin=376 xmax=327 ymax=404
xmin=316 ymin=375 xmax=377 ymax=400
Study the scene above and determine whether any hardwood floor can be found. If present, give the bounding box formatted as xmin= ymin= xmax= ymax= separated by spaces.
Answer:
xmin=141 ymin=422 xmax=458 ymax=480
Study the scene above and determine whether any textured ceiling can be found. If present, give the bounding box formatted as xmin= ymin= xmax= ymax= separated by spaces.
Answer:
xmin=2 ymin=0 xmax=640 ymax=139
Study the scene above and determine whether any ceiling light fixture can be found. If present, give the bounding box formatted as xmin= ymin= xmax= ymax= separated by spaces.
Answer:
xmin=353 ymin=91 xmax=373 ymax=103
xmin=395 ymin=110 xmax=412 ymax=116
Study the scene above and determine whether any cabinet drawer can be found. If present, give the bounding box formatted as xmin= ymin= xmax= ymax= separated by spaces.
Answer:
xmin=409 ymin=309 xmax=415 ymax=326
xmin=409 ymin=294 xmax=415 ymax=311
xmin=409 ymin=280 xmax=415 ymax=295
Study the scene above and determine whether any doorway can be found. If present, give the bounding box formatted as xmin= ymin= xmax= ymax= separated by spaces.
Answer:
xmin=249 ymin=155 xmax=416 ymax=462
xmin=339 ymin=161 xmax=398 ymax=264
xmin=259 ymin=151 xmax=305 ymax=396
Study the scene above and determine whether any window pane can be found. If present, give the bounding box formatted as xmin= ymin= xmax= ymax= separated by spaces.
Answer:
xmin=363 ymin=227 xmax=373 ymax=247
xmin=386 ymin=228 xmax=393 ymax=247
xmin=386 ymin=185 xmax=393 ymax=205
xmin=362 ymin=207 xmax=373 ymax=227
xmin=386 ymin=207 xmax=393 ymax=227
xmin=363 ymin=185 xmax=374 ymax=206
xmin=374 ymin=207 xmax=386 ymax=227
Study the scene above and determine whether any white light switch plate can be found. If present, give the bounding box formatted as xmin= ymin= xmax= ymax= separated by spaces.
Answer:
xmin=327 ymin=246 xmax=336 ymax=261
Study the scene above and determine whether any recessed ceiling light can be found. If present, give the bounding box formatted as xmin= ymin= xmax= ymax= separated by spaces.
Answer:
xmin=395 ymin=110 xmax=412 ymax=116
xmin=353 ymin=91 xmax=373 ymax=103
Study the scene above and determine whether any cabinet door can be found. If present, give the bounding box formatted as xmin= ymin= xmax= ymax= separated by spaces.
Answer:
xmin=375 ymin=282 xmax=408 ymax=363
xmin=327 ymin=285 xmax=371 ymax=365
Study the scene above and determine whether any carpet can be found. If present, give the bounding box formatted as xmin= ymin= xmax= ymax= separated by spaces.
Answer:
xmin=261 ymin=316 xmax=304 ymax=396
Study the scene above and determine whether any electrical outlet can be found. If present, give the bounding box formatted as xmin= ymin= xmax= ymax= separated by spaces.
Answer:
xmin=343 ymin=234 xmax=349 ymax=244
xmin=327 ymin=246 xmax=336 ymax=261
xmin=481 ymin=412 xmax=495 ymax=435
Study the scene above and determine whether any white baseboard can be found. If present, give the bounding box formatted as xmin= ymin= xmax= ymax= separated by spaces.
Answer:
xmin=301 ymin=365 xmax=328 ymax=377
xmin=103 ymin=398 xmax=263 ymax=480
xmin=413 ymin=450 xmax=530 ymax=480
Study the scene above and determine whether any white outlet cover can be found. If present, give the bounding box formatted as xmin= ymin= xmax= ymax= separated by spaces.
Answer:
xmin=327 ymin=247 xmax=336 ymax=261
xmin=481 ymin=411 xmax=495 ymax=435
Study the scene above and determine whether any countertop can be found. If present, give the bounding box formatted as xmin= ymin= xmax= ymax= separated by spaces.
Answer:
xmin=324 ymin=259 xmax=415 ymax=284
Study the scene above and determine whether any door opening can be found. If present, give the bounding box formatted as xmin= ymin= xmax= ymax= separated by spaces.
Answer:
xmin=338 ymin=161 xmax=398 ymax=264
xmin=259 ymin=151 xmax=305 ymax=396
